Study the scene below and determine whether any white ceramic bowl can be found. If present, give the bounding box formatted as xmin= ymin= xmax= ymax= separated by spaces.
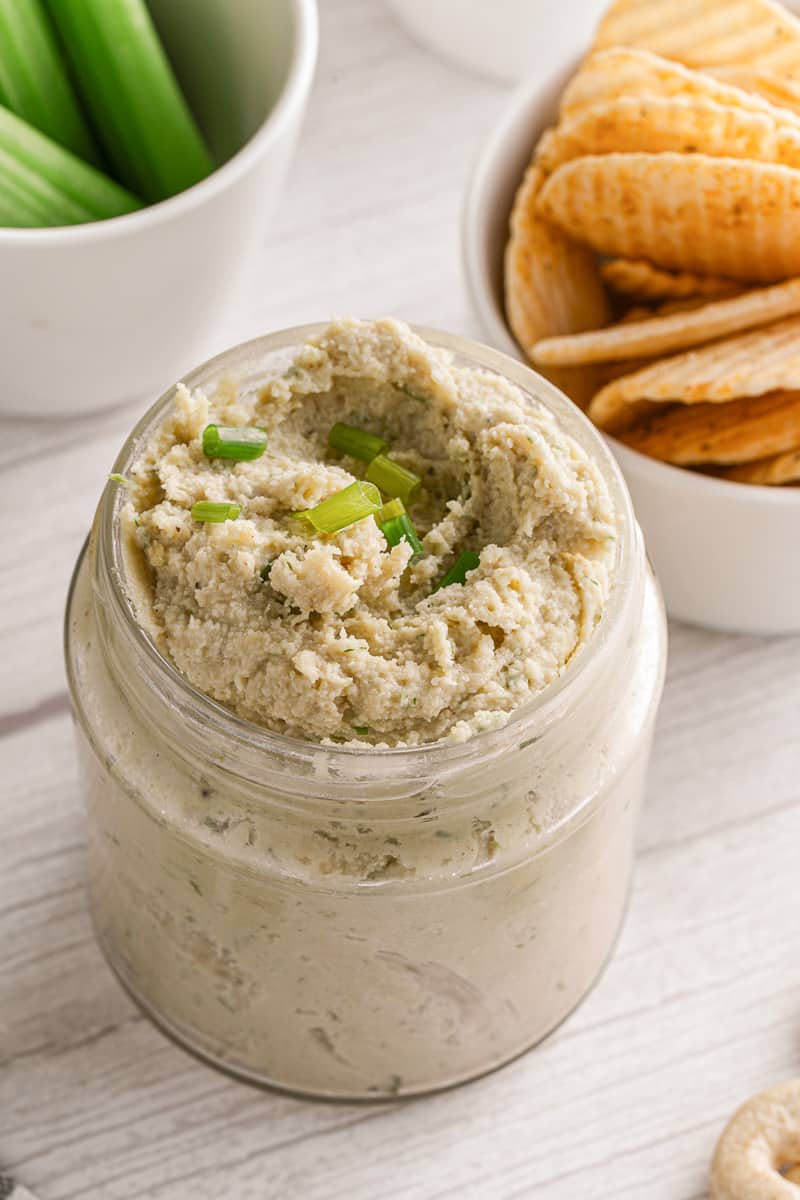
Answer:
xmin=385 ymin=0 xmax=608 ymax=84
xmin=463 ymin=67 xmax=800 ymax=635
xmin=0 ymin=0 xmax=318 ymax=418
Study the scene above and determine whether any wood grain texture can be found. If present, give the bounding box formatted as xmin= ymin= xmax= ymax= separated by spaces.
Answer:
xmin=1 ymin=2 xmax=799 ymax=1198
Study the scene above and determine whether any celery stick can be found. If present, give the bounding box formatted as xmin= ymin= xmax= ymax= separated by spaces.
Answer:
xmin=0 ymin=103 xmax=141 ymax=226
xmin=46 ymin=0 xmax=214 ymax=203
xmin=0 ymin=0 xmax=101 ymax=163
xmin=0 ymin=159 xmax=69 ymax=225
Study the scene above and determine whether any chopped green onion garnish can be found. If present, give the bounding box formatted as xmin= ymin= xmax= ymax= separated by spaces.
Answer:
xmin=378 ymin=498 xmax=405 ymax=523
xmin=259 ymin=562 xmax=273 ymax=581
xmin=46 ymin=0 xmax=214 ymax=203
xmin=108 ymin=473 xmax=131 ymax=486
xmin=0 ymin=0 xmax=102 ymax=162
xmin=292 ymin=481 xmax=382 ymax=534
xmin=191 ymin=500 xmax=241 ymax=523
xmin=202 ymin=424 xmax=267 ymax=461
xmin=328 ymin=422 xmax=388 ymax=462
xmin=353 ymin=725 xmax=369 ymax=735
xmin=380 ymin=512 xmax=425 ymax=561
xmin=366 ymin=454 xmax=421 ymax=505
xmin=433 ymin=550 xmax=480 ymax=592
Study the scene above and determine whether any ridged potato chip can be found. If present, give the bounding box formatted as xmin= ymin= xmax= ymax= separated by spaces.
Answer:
xmin=537 ymin=94 xmax=800 ymax=175
xmin=504 ymin=161 xmax=609 ymax=406
xmin=592 ymin=0 xmax=800 ymax=76
xmin=720 ymin=447 xmax=800 ymax=483
xmin=601 ymin=259 xmax=740 ymax=301
xmin=537 ymin=153 xmax=800 ymax=282
xmin=707 ymin=65 xmax=800 ymax=115
xmin=561 ymin=47 xmax=800 ymax=126
xmin=588 ymin=316 xmax=800 ymax=428
xmin=532 ymin=279 xmax=800 ymax=366
xmin=617 ymin=389 xmax=800 ymax=464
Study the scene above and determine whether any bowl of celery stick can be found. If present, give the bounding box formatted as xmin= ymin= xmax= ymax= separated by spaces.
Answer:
xmin=0 ymin=0 xmax=318 ymax=416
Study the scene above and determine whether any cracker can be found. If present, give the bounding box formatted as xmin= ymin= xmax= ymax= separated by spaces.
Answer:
xmin=561 ymin=47 xmax=800 ymax=126
xmin=532 ymin=279 xmax=800 ymax=366
xmin=592 ymin=0 xmax=800 ymax=77
xmin=504 ymin=161 xmax=609 ymax=406
xmin=719 ymin=447 xmax=800 ymax=483
xmin=537 ymin=153 xmax=800 ymax=283
xmin=537 ymin=94 xmax=800 ymax=174
xmin=601 ymin=259 xmax=740 ymax=302
xmin=616 ymin=389 xmax=800 ymax=464
xmin=587 ymin=315 xmax=800 ymax=418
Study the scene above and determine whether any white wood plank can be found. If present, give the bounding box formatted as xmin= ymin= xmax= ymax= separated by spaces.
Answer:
xmin=2 ymin=1 xmax=799 ymax=1197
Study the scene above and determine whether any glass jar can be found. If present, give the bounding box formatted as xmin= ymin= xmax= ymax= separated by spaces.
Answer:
xmin=64 ymin=326 xmax=667 ymax=1099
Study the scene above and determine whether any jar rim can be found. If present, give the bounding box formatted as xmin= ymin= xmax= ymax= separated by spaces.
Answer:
xmin=97 ymin=321 xmax=639 ymax=778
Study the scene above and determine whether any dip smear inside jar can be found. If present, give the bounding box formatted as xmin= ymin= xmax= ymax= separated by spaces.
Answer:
xmin=120 ymin=317 xmax=617 ymax=746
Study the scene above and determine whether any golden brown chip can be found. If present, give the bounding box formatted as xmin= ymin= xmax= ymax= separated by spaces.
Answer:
xmin=561 ymin=47 xmax=800 ymax=126
xmin=533 ymin=279 xmax=800 ymax=367
xmin=706 ymin=65 xmax=800 ymax=116
xmin=537 ymin=153 xmax=800 ymax=283
xmin=537 ymin=94 xmax=800 ymax=175
xmin=615 ymin=390 xmax=800 ymax=465
xmin=504 ymin=161 xmax=609 ymax=406
xmin=719 ymin=447 xmax=800 ymax=483
xmin=588 ymin=316 xmax=800 ymax=420
xmin=601 ymin=259 xmax=740 ymax=302
xmin=592 ymin=0 xmax=800 ymax=77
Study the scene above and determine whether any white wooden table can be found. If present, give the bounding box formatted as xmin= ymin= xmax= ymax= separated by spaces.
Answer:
xmin=2 ymin=3 xmax=799 ymax=1197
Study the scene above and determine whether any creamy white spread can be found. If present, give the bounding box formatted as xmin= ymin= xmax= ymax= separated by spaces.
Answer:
xmin=122 ymin=318 xmax=616 ymax=745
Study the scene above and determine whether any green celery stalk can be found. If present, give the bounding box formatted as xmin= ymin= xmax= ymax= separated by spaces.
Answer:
xmin=0 ymin=102 xmax=141 ymax=226
xmin=0 ymin=0 xmax=101 ymax=162
xmin=46 ymin=0 xmax=214 ymax=203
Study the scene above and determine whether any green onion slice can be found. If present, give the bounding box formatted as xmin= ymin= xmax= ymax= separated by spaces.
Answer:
xmin=292 ymin=481 xmax=382 ymax=534
xmin=433 ymin=550 xmax=480 ymax=592
xmin=191 ymin=500 xmax=241 ymax=523
xmin=108 ymin=472 xmax=132 ymax=486
xmin=352 ymin=725 xmax=369 ymax=735
xmin=380 ymin=512 xmax=425 ymax=561
xmin=366 ymin=454 xmax=421 ymax=505
xmin=202 ymin=424 xmax=267 ymax=461
xmin=328 ymin=422 xmax=388 ymax=462
xmin=378 ymin=498 xmax=405 ymax=523
xmin=259 ymin=561 xmax=273 ymax=581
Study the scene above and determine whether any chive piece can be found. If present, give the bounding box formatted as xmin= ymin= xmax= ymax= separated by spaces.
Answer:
xmin=292 ymin=481 xmax=382 ymax=534
xmin=0 ymin=102 xmax=141 ymax=226
xmin=45 ymin=0 xmax=214 ymax=203
xmin=378 ymin=498 xmax=405 ymax=523
xmin=202 ymin=424 xmax=267 ymax=462
xmin=433 ymin=550 xmax=480 ymax=592
xmin=380 ymin=513 xmax=425 ymax=561
xmin=328 ymin=422 xmax=388 ymax=462
xmin=191 ymin=500 xmax=241 ymax=523
xmin=398 ymin=384 xmax=427 ymax=403
xmin=0 ymin=0 xmax=102 ymax=162
xmin=108 ymin=473 xmax=132 ymax=486
xmin=259 ymin=562 xmax=273 ymax=582
xmin=353 ymin=725 xmax=369 ymax=735
xmin=366 ymin=454 xmax=422 ymax=505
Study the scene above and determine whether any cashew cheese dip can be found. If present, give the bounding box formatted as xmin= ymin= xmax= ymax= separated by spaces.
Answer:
xmin=65 ymin=321 xmax=666 ymax=1098
xmin=121 ymin=318 xmax=616 ymax=746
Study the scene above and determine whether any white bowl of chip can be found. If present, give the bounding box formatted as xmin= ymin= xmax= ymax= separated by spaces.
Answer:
xmin=462 ymin=64 xmax=800 ymax=635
